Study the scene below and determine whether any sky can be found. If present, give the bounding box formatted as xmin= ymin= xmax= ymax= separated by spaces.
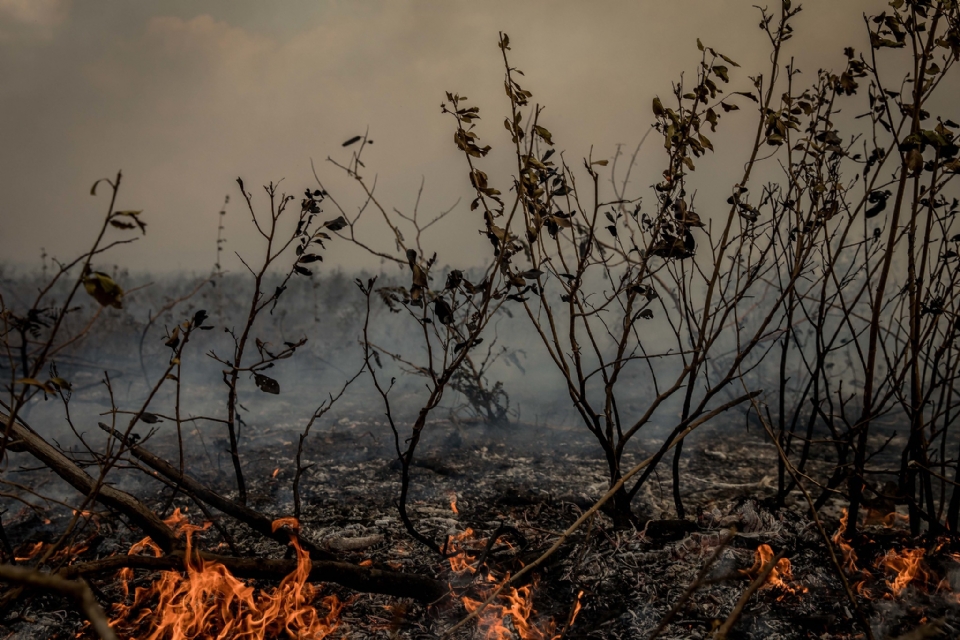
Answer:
xmin=0 ymin=0 xmax=900 ymax=275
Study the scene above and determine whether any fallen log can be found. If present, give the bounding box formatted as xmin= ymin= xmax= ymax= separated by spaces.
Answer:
xmin=59 ymin=549 xmax=448 ymax=603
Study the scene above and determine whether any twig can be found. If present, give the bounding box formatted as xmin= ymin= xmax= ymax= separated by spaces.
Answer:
xmin=647 ymin=530 xmax=734 ymax=640
xmin=712 ymin=550 xmax=784 ymax=640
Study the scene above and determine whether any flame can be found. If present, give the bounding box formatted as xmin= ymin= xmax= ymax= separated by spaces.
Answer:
xmin=745 ymin=544 xmax=792 ymax=589
xmin=14 ymin=541 xmax=44 ymax=562
xmin=832 ymin=509 xmax=859 ymax=572
xmin=162 ymin=507 xmax=191 ymax=532
xmin=463 ymin=579 xmax=556 ymax=640
xmin=272 ymin=468 xmax=280 ymax=478
xmin=741 ymin=544 xmax=806 ymax=600
xmin=110 ymin=515 xmax=341 ymax=639
xmin=879 ymin=548 xmax=927 ymax=596
xmin=450 ymin=493 xmax=459 ymax=515
xmin=566 ymin=590 xmax=583 ymax=630
xmin=445 ymin=529 xmax=571 ymax=639
xmin=447 ymin=528 xmax=479 ymax=574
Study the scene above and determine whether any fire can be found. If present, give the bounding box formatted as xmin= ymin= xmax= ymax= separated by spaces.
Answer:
xmin=879 ymin=547 xmax=928 ymax=596
xmin=447 ymin=527 xmax=479 ymax=574
xmin=463 ymin=581 xmax=556 ymax=640
xmin=450 ymin=493 xmax=459 ymax=515
xmin=446 ymin=528 xmax=573 ymax=639
xmin=832 ymin=508 xmax=859 ymax=573
xmin=272 ymin=468 xmax=280 ymax=478
xmin=744 ymin=544 xmax=793 ymax=590
xmin=110 ymin=514 xmax=342 ymax=639
xmin=14 ymin=541 xmax=44 ymax=562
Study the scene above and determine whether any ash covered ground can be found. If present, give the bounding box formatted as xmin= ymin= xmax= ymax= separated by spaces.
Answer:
xmin=2 ymin=271 xmax=960 ymax=639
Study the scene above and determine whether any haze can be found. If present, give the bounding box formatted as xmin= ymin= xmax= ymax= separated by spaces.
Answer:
xmin=1 ymin=0 xmax=887 ymax=274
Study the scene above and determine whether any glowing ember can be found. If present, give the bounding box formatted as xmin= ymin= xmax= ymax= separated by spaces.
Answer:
xmin=110 ymin=514 xmax=341 ymax=639
xmin=272 ymin=468 xmax=280 ymax=478
xmin=879 ymin=547 xmax=927 ymax=596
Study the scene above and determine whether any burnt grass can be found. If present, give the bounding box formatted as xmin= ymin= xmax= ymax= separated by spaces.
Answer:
xmin=4 ymin=409 xmax=960 ymax=640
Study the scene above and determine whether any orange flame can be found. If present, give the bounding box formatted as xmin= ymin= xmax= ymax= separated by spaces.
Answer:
xmin=111 ymin=515 xmax=341 ymax=639
xmin=446 ymin=529 xmax=571 ymax=639
xmin=450 ymin=493 xmax=459 ymax=515
xmin=832 ymin=509 xmax=859 ymax=573
xmin=879 ymin=548 xmax=927 ymax=596
xmin=447 ymin=528 xmax=478 ymax=574
xmin=741 ymin=544 xmax=806 ymax=600
xmin=14 ymin=541 xmax=44 ymax=562
xmin=463 ymin=579 xmax=556 ymax=640
xmin=745 ymin=544 xmax=792 ymax=589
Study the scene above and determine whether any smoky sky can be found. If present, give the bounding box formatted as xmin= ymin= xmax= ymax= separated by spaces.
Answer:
xmin=0 ymin=0 xmax=899 ymax=275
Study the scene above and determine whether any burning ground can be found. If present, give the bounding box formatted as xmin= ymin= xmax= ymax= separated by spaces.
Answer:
xmin=3 ymin=412 xmax=960 ymax=640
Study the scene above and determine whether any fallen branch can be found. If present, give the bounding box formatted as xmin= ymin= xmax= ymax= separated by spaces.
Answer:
xmin=96 ymin=423 xmax=338 ymax=561
xmin=712 ymin=550 xmax=784 ymax=640
xmin=1 ymin=411 xmax=178 ymax=552
xmin=0 ymin=563 xmax=117 ymax=640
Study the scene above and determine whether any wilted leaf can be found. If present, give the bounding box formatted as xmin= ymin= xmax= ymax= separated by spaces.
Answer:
xmin=15 ymin=378 xmax=55 ymax=393
xmin=712 ymin=65 xmax=729 ymax=82
xmin=342 ymin=135 xmax=363 ymax=147
xmin=906 ymin=148 xmax=924 ymax=174
xmin=324 ymin=217 xmax=348 ymax=231
xmin=652 ymin=97 xmax=665 ymax=117
xmin=48 ymin=377 xmax=72 ymax=391
xmin=90 ymin=179 xmax=108 ymax=195
xmin=434 ymin=297 xmax=453 ymax=325
xmin=83 ymin=272 xmax=124 ymax=309
xmin=164 ymin=326 xmax=180 ymax=349
xmin=139 ymin=412 xmax=162 ymax=424
xmin=254 ymin=373 xmax=280 ymax=394
xmin=533 ymin=125 xmax=554 ymax=145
